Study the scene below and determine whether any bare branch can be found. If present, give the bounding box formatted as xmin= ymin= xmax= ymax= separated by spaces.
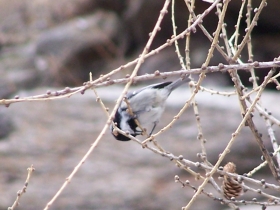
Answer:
xmin=8 ymin=165 xmax=35 ymax=210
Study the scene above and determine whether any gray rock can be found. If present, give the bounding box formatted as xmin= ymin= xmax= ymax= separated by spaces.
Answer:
xmin=33 ymin=11 xmax=125 ymax=85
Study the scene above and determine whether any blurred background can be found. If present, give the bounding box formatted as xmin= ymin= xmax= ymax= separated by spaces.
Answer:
xmin=0 ymin=0 xmax=280 ymax=209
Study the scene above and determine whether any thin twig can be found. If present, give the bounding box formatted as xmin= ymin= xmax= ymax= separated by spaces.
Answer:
xmin=266 ymin=119 xmax=280 ymax=168
xmin=247 ymin=145 xmax=280 ymax=177
xmin=233 ymin=0 xmax=246 ymax=52
xmin=246 ymin=0 xmax=259 ymax=88
xmin=143 ymin=0 xmax=225 ymax=146
xmin=8 ymin=165 xmax=35 ymax=210
xmin=171 ymin=0 xmax=187 ymax=70
xmin=192 ymin=101 xmax=208 ymax=165
xmin=43 ymin=1 xmax=171 ymax=208
xmin=217 ymin=4 xmax=231 ymax=57
xmin=182 ymin=0 xmax=231 ymax=208
xmin=90 ymin=72 xmax=110 ymax=118
xmin=232 ymin=0 xmax=267 ymax=61
xmin=184 ymin=0 xmax=229 ymax=61
xmin=184 ymin=0 xmax=195 ymax=70
xmin=116 ymin=126 xmax=280 ymax=192
xmin=252 ymin=101 xmax=280 ymax=127
xmin=1 ymin=60 xmax=279 ymax=106
xmin=230 ymin=66 xmax=279 ymax=181
xmin=183 ymin=38 xmax=276 ymax=210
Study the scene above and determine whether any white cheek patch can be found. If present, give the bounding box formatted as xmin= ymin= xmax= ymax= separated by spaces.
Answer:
xmin=120 ymin=114 xmax=134 ymax=134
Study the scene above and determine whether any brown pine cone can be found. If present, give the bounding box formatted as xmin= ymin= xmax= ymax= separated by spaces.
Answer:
xmin=222 ymin=162 xmax=242 ymax=199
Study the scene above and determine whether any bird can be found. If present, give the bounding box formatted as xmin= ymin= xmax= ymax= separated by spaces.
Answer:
xmin=111 ymin=76 xmax=190 ymax=141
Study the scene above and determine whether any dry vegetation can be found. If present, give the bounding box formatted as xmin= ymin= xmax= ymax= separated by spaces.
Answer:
xmin=1 ymin=0 xmax=280 ymax=209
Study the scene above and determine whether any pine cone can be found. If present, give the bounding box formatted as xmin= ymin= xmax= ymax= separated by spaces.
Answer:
xmin=222 ymin=162 xmax=242 ymax=199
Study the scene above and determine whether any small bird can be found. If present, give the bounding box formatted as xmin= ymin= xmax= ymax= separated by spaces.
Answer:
xmin=111 ymin=76 xmax=190 ymax=141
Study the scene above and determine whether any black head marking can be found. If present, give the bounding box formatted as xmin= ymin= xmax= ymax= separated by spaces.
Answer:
xmin=111 ymin=108 xmax=138 ymax=141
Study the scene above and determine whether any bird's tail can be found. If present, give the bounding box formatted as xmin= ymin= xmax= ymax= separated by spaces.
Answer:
xmin=167 ymin=75 xmax=191 ymax=91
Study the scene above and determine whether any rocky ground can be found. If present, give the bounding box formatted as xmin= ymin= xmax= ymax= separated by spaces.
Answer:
xmin=0 ymin=86 xmax=279 ymax=210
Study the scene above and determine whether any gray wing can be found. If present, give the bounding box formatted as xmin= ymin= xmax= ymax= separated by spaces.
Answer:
xmin=126 ymin=81 xmax=172 ymax=99
xmin=124 ymin=77 xmax=190 ymax=114
xmin=127 ymin=76 xmax=190 ymax=99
